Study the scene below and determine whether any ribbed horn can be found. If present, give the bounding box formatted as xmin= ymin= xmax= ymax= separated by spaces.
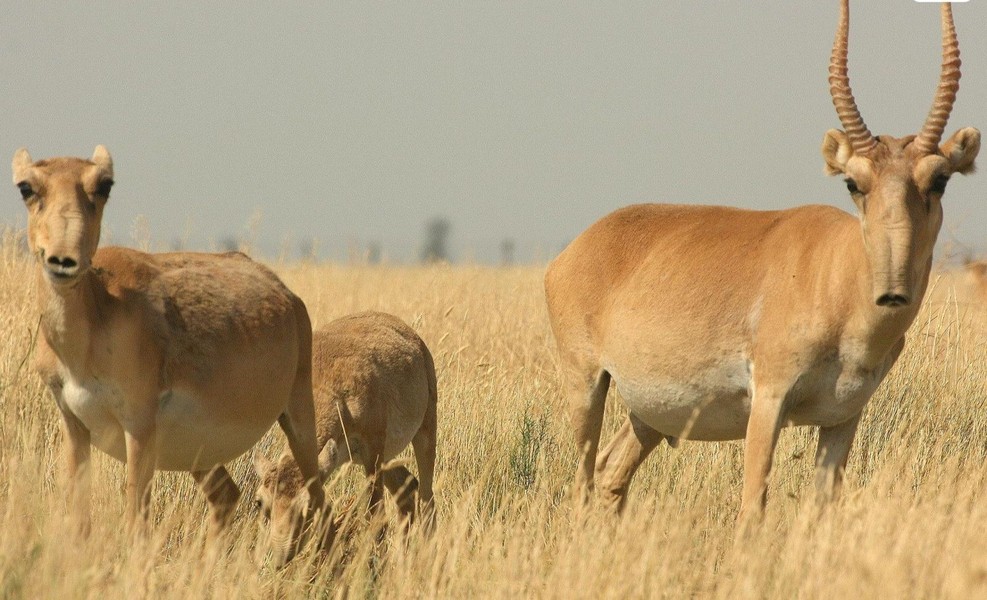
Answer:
xmin=829 ymin=0 xmax=878 ymax=156
xmin=914 ymin=3 xmax=960 ymax=155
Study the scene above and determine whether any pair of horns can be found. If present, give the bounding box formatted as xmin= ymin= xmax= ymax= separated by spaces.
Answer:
xmin=829 ymin=0 xmax=960 ymax=156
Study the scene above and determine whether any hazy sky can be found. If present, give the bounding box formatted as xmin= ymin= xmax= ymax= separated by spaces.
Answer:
xmin=2 ymin=1 xmax=984 ymax=263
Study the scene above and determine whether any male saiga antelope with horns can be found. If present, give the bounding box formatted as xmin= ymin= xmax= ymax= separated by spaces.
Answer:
xmin=12 ymin=146 xmax=325 ymax=534
xmin=545 ymin=0 xmax=979 ymax=519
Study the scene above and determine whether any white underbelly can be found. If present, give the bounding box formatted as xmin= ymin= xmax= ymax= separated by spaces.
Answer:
xmin=61 ymin=381 xmax=275 ymax=471
xmin=616 ymin=380 xmax=752 ymax=441
xmin=610 ymin=356 xmax=888 ymax=439
xmin=608 ymin=361 xmax=753 ymax=441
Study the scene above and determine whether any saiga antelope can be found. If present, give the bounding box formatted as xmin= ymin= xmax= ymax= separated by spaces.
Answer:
xmin=12 ymin=147 xmax=325 ymax=534
xmin=963 ymin=260 xmax=987 ymax=301
xmin=253 ymin=312 xmax=437 ymax=567
xmin=545 ymin=1 xmax=979 ymax=519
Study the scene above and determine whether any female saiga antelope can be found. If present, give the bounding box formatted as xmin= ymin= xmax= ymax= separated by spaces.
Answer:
xmin=545 ymin=1 xmax=980 ymax=519
xmin=12 ymin=147 xmax=325 ymax=533
xmin=253 ymin=311 xmax=437 ymax=567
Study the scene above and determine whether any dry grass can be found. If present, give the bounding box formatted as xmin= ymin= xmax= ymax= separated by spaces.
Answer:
xmin=1 ymin=230 xmax=986 ymax=599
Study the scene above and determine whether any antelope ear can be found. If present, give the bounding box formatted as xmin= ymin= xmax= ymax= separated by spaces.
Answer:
xmin=91 ymin=145 xmax=113 ymax=176
xmin=821 ymin=129 xmax=853 ymax=175
xmin=941 ymin=127 xmax=980 ymax=175
xmin=12 ymin=148 xmax=32 ymax=183
xmin=252 ymin=452 xmax=273 ymax=477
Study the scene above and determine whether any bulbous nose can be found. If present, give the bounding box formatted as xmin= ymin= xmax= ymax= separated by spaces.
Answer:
xmin=46 ymin=254 xmax=79 ymax=277
xmin=876 ymin=293 xmax=910 ymax=308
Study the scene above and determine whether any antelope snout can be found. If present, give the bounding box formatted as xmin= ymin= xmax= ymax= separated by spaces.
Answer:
xmin=44 ymin=253 xmax=81 ymax=280
xmin=873 ymin=273 xmax=912 ymax=309
xmin=259 ymin=535 xmax=299 ymax=571
xmin=875 ymin=292 xmax=910 ymax=308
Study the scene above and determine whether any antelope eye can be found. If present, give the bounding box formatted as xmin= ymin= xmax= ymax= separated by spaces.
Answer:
xmin=16 ymin=181 xmax=33 ymax=200
xmin=929 ymin=174 xmax=949 ymax=195
xmin=845 ymin=178 xmax=859 ymax=194
xmin=95 ymin=178 xmax=114 ymax=198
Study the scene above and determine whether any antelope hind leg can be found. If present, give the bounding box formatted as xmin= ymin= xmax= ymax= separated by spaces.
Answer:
xmin=410 ymin=401 xmax=437 ymax=531
xmin=279 ymin=391 xmax=325 ymax=513
xmin=595 ymin=413 xmax=664 ymax=513
xmin=564 ymin=366 xmax=611 ymax=502
xmin=381 ymin=464 xmax=419 ymax=523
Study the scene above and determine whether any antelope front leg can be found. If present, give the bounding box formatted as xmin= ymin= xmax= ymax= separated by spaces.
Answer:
xmin=739 ymin=386 xmax=788 ymax=522
xmin=192 ymin=465 xmax=241 ymax=534
xmin=814 ymin=413 xmax=861 ymax=503
xmin=57 ymin=403 xmax=92 ymax=534
xmin=124 ymin=425 xmax=156 ymax=531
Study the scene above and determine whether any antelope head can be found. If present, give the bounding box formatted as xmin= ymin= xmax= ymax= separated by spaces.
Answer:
xmin=12 ymin=146 xmax=114 ymax=288
xmin=821 ymin=1 xmax=979 ymax=309
xmin=253 ymin=453 xmax=334 ymax=569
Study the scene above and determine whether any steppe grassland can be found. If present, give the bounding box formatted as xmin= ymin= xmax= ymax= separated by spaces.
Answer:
xmin=1 ymin=229 xmax=985 ymax=599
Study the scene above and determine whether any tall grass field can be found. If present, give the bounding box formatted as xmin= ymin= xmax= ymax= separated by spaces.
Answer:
xmin=1 ymin=230 xmax=985 ymax=599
